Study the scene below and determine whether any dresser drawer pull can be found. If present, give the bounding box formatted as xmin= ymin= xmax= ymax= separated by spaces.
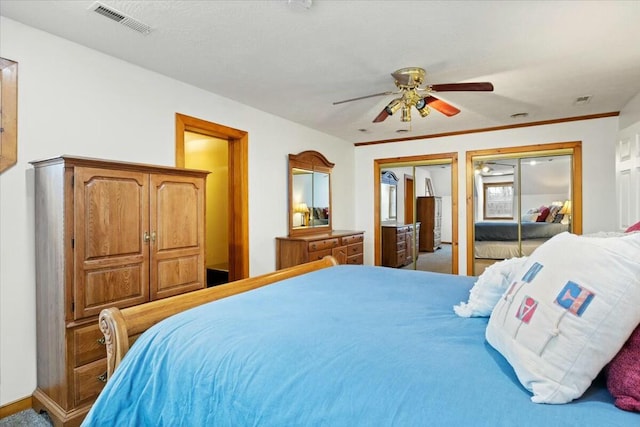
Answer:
xmin=97 ymin=372 xmax=108 ymax=383
xmin=97 ymin=337 xmax=106 ymax=345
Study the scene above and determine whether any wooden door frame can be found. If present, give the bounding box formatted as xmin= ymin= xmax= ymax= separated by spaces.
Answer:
xmin=373 ymin=153 xmax=459 ymax=274
xmin=175 ymin=113 xmax=249 ymax=280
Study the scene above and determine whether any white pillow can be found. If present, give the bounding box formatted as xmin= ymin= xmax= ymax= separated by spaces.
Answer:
xmin=454 ymin=257 xmax=528 ymax=317
xmin=486 ymin=232 xmax=640 ymax=404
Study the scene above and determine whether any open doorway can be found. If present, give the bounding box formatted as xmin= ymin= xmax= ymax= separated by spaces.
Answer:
xmin=374 ymin=153 xmax=459 ymax=275
xmin=175 ymin=113 xmax=249 ymax=283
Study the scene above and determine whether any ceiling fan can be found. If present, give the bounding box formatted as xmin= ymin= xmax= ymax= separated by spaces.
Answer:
xmin=332 ymin=67 xmax=494 ymax=123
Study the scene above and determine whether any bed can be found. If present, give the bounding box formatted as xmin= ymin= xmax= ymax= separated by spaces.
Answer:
xmin=474 ymin=221 xmax=569 ymax=259
xmin=83 ymin=251 xmax=640 ymax=426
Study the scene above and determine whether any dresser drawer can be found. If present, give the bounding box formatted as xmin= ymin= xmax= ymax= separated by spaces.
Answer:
xmin=73 ymin=358 xmax=107 ymax=406
xmin=397 ymin=241 xmax=406 ymax=252
xmin=308 ymin=248 xmax=333 ymax=261
xmin=341 ymin=233 xmax=364 ymax=245
xmin=396 ymin=226 xmax=408 ymax=234
xmin=308 ymin=238 xmax=339 ymax=252
xmin=396 ymin=250 xmax=406 ymax=266
xmin=347 ymin=242 xmax=363 ymax=256
xmin=346 ymin=253 xmax=364 ymax=265
xmin=73 ymin=323 xmax=107 ymax=367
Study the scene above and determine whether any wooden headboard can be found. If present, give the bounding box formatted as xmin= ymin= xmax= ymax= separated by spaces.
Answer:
xmin=99 ymin=256 xmax=338 ymax=379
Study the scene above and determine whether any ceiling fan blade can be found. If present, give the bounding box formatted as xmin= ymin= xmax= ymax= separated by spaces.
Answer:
xmin=372 ymin=108 xmax=390 ymax=123
xmin=430 ymin=82 xmax=494 ymax=92
xmin=423 ymin=95 xmax=460 ymax=117
xmin=332 ymin=91 xmax=395 ymax=105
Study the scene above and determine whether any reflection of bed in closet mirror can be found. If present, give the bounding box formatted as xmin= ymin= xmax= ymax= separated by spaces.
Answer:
xmin=472 ymin=152 xmax=575 ymax=275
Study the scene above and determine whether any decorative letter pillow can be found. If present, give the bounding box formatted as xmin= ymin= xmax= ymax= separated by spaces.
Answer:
xmin=454 ymin=256 xmax=528 ymax=317
xmin=485 ymin=231 xmax=640 ymax=404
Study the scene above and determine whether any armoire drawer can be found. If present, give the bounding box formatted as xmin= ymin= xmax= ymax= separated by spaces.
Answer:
xmin=73 ymin=323 xmax=107 ymax=367
xmin=73 ymin=358 xmax=107 ymax=406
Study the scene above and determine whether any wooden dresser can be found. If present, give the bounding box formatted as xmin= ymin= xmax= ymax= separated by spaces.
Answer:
xmin=417 ymin=196 xmax=442 ymax=252
xmin=381 ymin=223 xmax=420 ymax=268
xmin=276 ymin=230 xmax=364 ymax=269
xmin=31 ymin=156 xmax=208 ymax=426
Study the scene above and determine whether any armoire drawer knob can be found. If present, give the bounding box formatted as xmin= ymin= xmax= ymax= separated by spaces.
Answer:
xmin=97 ymin=372 xmax=108 ymax=383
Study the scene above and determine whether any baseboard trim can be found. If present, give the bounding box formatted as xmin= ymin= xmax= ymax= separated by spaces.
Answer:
xmin=0 ymin=396 xmax=32 ymax=419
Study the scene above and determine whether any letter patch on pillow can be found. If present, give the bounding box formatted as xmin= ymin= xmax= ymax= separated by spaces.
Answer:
xmin=555 ymin=281 xmax=594 ymax=317
xmin=522 ymin=262 xmax=543 ymax=283
xmin=516 ymin=296 xmax=538 ymax=324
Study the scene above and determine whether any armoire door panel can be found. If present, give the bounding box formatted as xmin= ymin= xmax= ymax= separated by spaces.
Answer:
xmin=154 ymin=255 xmax=202 ymax=299
xmin=81 ymin=264 xmax=148 ymax=318
xmin=149 ymin=174 xmax=206 ymax=299
xmin=153 ymin=178 xmax=201 ymax=251
xmin=74 ymin=167 xmax=150 ymax=320
xmin=77 ymin=168 xmax=148 ymax=260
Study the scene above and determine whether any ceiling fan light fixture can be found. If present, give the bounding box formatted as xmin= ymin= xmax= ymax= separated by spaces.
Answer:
xmin=416 ymin=99 xmax=431 ymax=117
xmin=385 ymin=98 xmax=403 ymax=115
xmin=401 ymin=106 xmax=411 ymax=122
xmin=417 ymin=106 xmax=430 ymax=117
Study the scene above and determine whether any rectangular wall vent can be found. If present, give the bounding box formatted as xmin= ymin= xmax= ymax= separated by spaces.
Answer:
xmin=89 ymin=2 xmax=152 ymax=35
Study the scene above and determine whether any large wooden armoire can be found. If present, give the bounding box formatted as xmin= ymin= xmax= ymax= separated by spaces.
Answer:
xmin=417 ymin=196 xmax=442 ymax=252
xmin=30 ymin=156 xmax=208 ymax=426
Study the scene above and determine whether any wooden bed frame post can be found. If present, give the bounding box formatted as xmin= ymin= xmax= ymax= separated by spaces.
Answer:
xmin=99 ymin=256 xmax=339 ymax=379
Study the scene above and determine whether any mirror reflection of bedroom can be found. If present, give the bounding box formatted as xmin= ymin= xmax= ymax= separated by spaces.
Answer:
xmin=380 ymin=163 xmax=453 ymax=274
xmin=472 ymin=154 xmax=573 ymax=275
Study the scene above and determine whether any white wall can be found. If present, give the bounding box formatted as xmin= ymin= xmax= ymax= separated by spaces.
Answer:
xmin=0 ymin=18 xmax=355 ymax=406
xmin=354 ymin=117 xmax=620 ymax=271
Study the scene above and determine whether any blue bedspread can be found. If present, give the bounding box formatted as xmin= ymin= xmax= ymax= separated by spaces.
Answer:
xmin=83 ymin=265 xmax=639 ymax=426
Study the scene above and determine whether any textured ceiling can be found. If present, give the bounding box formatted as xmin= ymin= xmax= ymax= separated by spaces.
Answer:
xmin=2 ymin=0 xmax=640 ymax=144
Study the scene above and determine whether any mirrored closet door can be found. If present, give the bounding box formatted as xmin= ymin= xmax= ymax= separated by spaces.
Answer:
xmin=468 ymin=142 xmax=582 ymax=276
xmin=378 ymin=162 xmax=455 ymax=274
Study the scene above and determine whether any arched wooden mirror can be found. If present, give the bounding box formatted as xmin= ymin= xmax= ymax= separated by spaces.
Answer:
xmin=288 ymin=150 xmax=334 ymax=236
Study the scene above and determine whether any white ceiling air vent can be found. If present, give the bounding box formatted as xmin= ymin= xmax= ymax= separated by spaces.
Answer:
xmin=89 ymin=2 xmax=152 ymax=35
xmin=574 ymin=95 xmax=592 ymax=106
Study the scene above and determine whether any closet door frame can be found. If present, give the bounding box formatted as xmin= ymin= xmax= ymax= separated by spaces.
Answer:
xmin=465 ymin=141 xmax=583 ymax=276
xmin=373 ymin=152 xmax=459 ymax=274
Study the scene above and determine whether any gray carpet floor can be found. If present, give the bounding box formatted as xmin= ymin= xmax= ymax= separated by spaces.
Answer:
xmin=0 ymin=409 xmax=51 ymax=426
xmin=401 ymin=243 xmax=452 ymax=274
